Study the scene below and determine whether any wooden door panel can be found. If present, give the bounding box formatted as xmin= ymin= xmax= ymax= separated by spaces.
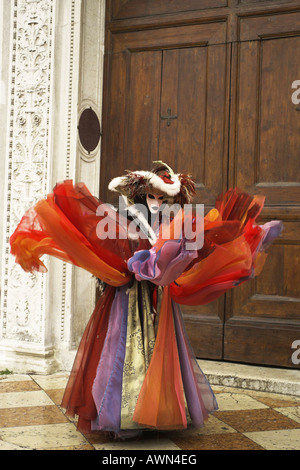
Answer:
xmin=102 ymin=4 xmax=300 ymax=367
xmin=100 ymin=49 xmax=162 ymax=203
xmin=232 ymin=38 xmax=300 ymax=205
xmin=238 ymin=0 xmax=300 ymax=6
xmin=181 ymin=300 xmax=225 ymax=360
xmin=159 ymin=48 xmax=208 ymax=194
xmin=229 ymin=245 xmax=300 ymax=319
xmin=101 ymin=23 xmax=230 ymax=359
xmin=157 ymin=44 xmax=230 ymax=359
xmin=226 ymin=12 xmax=300 ymax=367
xmin=100 ymin=22 xmax=228 ymax=204
xmin=111 ymin=21 xmax=227 ymax=52
xmin=239 ymin=10 xmax=300 ymax=41
xmin=224 ymin=321 xmax=299 ymax=367
xmin=109 ymin=0 xmax=228 ymax=21
xmin=125 ymin=51 xmax=161 ymax=170
xmin=159 ymin=45 xmax=229 ymax=206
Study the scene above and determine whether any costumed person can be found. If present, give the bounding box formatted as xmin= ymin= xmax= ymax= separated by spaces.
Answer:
xmin=10 ymin=161 xmax=282 ymax=438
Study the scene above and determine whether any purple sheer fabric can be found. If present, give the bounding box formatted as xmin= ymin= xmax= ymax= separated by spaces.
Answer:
xmin=91 ymin=286 xmax=128 ymax=432
xmin=127 ymin=238 xmax=197 ymax=285
xmin=261 ymin=221 xmax=283 ymax=250
xmin=172 ymin=300 xmax=218 ymax=426
xmin=127 ymin=238 xmax=218 ymax=427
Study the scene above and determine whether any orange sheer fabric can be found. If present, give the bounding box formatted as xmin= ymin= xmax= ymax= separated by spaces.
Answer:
xmin=171 ymin=235 xmax=253 ymax=305
xmin=154 ymin=189 xmax=268 ymax=306
xmin=9 ymin=182 xmax=280 ymax=433
xmin=10 ymin=181 xmax=136 ymax=286
xmin=133 ymin=286 xmax=187 ymax=430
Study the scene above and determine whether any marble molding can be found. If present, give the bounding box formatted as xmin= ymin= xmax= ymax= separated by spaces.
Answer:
xmin=0 ymin=0 xmax=57 ymax=373
xmin=0 ymin=0 xmax=105 ymax=374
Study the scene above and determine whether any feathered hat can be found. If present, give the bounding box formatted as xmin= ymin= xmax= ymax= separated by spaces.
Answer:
xmin=108 ymin=161 xmax=196 ymax=207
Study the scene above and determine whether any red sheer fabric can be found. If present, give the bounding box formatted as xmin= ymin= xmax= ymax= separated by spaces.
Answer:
xmin=171 ymin=235 xmax=253 ymax=305
xmin=9 ymin=182 xmax=278 ymax=432
xmin=163 ymin=189 xmax=269 ymax=305
xmin=61 ymin=285 xmax=115 ymax=433
xmin=10 ymin=183 xmax=267 ymax=296
xmin=10 ymin=180 xmax=146 ymax=286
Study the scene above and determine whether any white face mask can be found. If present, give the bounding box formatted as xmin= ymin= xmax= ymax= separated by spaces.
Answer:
xmin=146 ymin=193 xmax=164 ymax=214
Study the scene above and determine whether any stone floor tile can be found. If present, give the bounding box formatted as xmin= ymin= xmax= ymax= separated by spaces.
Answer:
xmin=0 ymin=369 xmax=298 ymax=451
xmin=244 ymin=429 xmax=300 ymax=450
xmin=215 ymin=392 xmax=269 ymax=411
xmin=0 ymin=374 xmax=31 ymax=383
xmin=0 ymin=405 xmax=69 ymax=428
xmin=0 ymin=439 xmax=29 ymax=450
xmin=0 ymin=422 xmax=88 ymax=450
xmin=82 ymin=431 xmax=114 ymax=445
xmin=253 ymin=395 xmax=300 ymax=409
xmin=0 ymin=390 xmax=53 ymax=409
xmin=45 ymin=389 xmax=65 ymax=406
xmin=274 ymin=406 xmax=300 ymax=424
xmin=168 ymin=416 xmax=237 ymax=438
xmin=172 ymin=432 xmax=265 ymax=450
xmin=93 ymin=437 xmax=181 ymax=451
xmin=0 ymin=380 xmax=41 ymax=394
xmin=30 ymin=373 xmax=69 ymax=390
xmin=190 ymin=415 xmax=237 ymax=436
xmin=215 ymin=408 xmax=300 ymax=433
xmin=50 ymin=444 xmax=95 ymax=450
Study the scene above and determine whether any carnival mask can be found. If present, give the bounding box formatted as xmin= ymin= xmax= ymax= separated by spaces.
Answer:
xmin=146 ymin=193 xmax=164 ymax=214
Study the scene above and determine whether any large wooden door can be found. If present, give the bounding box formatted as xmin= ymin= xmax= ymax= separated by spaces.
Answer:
xmin=100 ymin=22 xmax=228 ymax=204
xmin=224 ymin=11 xmax=300 ymax=367
xmin=100 ymin=0 xmax=300 ymax=368
xmin=101 ymin=21 xmax=230 ymax=359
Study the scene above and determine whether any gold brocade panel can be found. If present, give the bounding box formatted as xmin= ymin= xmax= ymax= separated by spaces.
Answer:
xmin=120 ymin=280 xmax=156 ymax=429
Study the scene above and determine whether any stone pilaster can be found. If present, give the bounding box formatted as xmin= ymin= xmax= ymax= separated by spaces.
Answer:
xmin=0 ymin=0 xmax=106 ymax=374
xmin=0 ymin=0 xmax=58 ymax=373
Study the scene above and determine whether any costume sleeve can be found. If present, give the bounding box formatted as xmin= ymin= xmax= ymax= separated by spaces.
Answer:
xmin=10 ymin=180 xmax=137 ymax=287
xmin=127 ymin=237 xmax=198 ymax=286
xmin=170 ymin=189 xmax=283 ymax=306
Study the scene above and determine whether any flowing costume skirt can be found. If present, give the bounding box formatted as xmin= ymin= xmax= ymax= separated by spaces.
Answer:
xmin=9 ymin=181 xmax=282 ymax=434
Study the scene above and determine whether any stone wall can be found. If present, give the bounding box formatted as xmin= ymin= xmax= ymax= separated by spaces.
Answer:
xmin=0 ymin=0 xmax=105 ymax=374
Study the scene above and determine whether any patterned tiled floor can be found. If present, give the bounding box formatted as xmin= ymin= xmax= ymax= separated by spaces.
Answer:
xmin=0 ymin=372 xmax=300 ymax=450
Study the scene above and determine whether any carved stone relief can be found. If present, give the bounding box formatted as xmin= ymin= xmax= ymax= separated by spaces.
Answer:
xmin=1 ymin=0 xmax=55 ymax=347
xmin=0 ymin=0 xmax=106 ymax=373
